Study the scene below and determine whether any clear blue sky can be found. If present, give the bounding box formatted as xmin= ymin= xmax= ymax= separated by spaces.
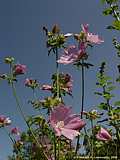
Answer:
xmin=0 ymin=0 xmax=119 ymax=159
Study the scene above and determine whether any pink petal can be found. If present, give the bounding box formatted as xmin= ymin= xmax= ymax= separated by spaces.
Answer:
xmin=65 ymin=117 xmax=85 ymax=130
xmin=81 ymin=24 xmax=89 ymax=33
xmin=96 ymin=128 xmax=112 ymax=141
xmin=50 ymin=105 xmax=72 ymax=123
xmin=87 ymin=33 xmax=104 ymax=44
xmin=61 ymin=128 xmax=80 ymax=140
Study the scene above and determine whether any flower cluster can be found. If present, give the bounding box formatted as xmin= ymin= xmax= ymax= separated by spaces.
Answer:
xmin=58 ymin=24 xmax=104 ymax=65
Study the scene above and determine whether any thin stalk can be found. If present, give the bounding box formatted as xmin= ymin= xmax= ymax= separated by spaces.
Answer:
xmin=75 ymin=59 xmax=85 ymax=154
xmin=55 ymin=47 xmax=59 ymax=99
xmin=58 ymin=138 xmax=60 ymax=160
xmin=90 ymin=119 xmax=94 ymax=160
xmin=42 ymin=135 xmax=53 ymax=160
xmin=54 ymin=134 xmax=57 ymax=160
xmin=11 ymin=82 xmax=49 ymax=160
xmin=110 ymin=4 xmax=120 ymax=21
xmin=4 ymin=127 xmax=23 ymax=159
xmin=116 ymin=128 xmax=120 ymax=158
xmin=53 ymin=47 xmax=60 ymax=160
xmin=105 ymin=0 xmax=120 ymax=21
xmin=33 ymin=88 xmax=37 ymax=99
xmin=81 ymin=59 xmax=85 ymax=119
xmin=4 ymin=127 xmax=15 ymax=144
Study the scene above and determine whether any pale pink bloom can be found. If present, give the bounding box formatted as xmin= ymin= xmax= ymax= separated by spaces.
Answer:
xmin=81 ymin=24 xmax=104 ymax=44
xmin=11 ymin=127 xmax=20 ymax=136
xmin=14 ymin=64 xmax=26 ymax=75
xmin=41 ymin=84 xmax=52 ymax=91
xmin=57 ymin=44 xmax=85 ymax=65
xmin=0 ymin=115 xmax=11 ymax=126
xmin=96 ymin=127 xmax=112 ymax=141
xmin=25 ymin=78 xmax=32 ymax=86
xmin=49 ymin=105 xmax=85 ymax=140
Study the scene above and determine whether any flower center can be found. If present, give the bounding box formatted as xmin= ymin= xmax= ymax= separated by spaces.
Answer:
xmin=56 ymin=121 xmax=64 ymax=129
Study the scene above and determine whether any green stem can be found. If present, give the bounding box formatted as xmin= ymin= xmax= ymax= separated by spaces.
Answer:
xmin=108 ymin=2 xmax=120 ymax=21
xmin=4 ymin=127 xmax=15 ymax=144
xmin=53 ymin=47 xmax=60 ymax=160
xmin=42 ymin=135 xmax=53 ymax=160
xmin=4 ymin=127 xmax=23 ymax=159
xmin=116 ymin=128 xmax=120 ymax=158
xmin=58 ymin=138 xmax=60 ymax=160
xmin=56 ymin=47 xmax=59 ymax=99
xmin=53 ymin=134 xmax=57 ymax=160
xmin=81 ymin=59 xmax=85 ymax=119
xmin=75 ymin=59 xmax=85 ymax=154
xmin=90 ymin=119 xmax=94 ymax=160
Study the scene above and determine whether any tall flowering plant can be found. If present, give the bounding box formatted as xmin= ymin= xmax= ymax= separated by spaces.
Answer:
xmin=0 ymin=3 xmax=120 ymax=158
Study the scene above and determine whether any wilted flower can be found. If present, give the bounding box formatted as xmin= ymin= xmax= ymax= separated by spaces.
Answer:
xmin=81 ymin=24 xmax=104 ymax=44
xmin=57 ymin=44 xmax=86 ymax=65
xmin=96 ymin=127 xmax=112 ymax=141
xmin=59 ymin=73 xmax=73 ymax=94
xmin=11 ymin=127 xmax=20 ymax=136
xmin=0 ymin=115 xmax=11 ymax=127
xmin=13 ymin=64 xmax=26 ymax=75
xmin=14 ymin=140 xmax=23 ymax=149
xmin=49 ymin=105 xmax=85 ymax=140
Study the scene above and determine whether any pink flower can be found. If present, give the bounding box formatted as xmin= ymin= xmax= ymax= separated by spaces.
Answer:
xmin=11 ymin=127 xmax=20 ymax=136
xmin=49 ymin=105 xmax=85 ymax=140
xmin=57 ymin=44 xmax=86 ymax=65
xmin=14 ymin=64 xmax=26 ymax=75
xmin=81 ymin=24 xmax=104 ymax=44
xmin=25 ymin=78 xmax=32 ymax=86
xmin=25 ymin=78 xmax=39 ymax=89
xmin=0 ymin=115 xmax=11 ymax=126
xmin=96 ymin=127 xmax=112 ymax=141
xmin=41 ymin=84 xmax=53 ymax=91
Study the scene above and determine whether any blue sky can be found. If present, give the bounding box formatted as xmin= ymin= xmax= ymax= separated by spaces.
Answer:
xmin=0 ymin=0 xmax=119 ymax=159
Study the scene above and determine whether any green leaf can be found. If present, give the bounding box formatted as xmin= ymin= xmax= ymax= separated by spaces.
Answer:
xmin=94 ymin=92 xmax=103 ymax=96
xmin=116 ymin=76 xmax=120 ymax=82
xmin=112 ymin=107 xmax=120 ymax=113
xmin=112 ymin=20 xmax=120 ymax=30
xmin=114 ymin=101 xmax=120 ymax=106
xmin=103 ymin=92 xmax=114 ymax=100
xmin=106 ymin=25 xmax=115 ymax=30
xmin=98 ymin=103 xmax=108 ymax=110
xmin=112 ymin=5 xmax=119 ymax=11
xmin=103 ymin=8 xmax=113 ymax=15
xmin=106 ymin=85 xmax=116 ymax=91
